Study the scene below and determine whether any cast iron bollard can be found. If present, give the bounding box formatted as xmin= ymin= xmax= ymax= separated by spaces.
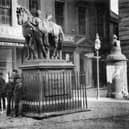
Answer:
xmin=106 ymin=35 xmax=128 ymax=99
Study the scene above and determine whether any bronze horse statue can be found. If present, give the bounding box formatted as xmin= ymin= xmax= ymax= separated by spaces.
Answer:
xmin=16 ymin=7 xmax=47 ymax=59
xmin=16 ymin=7 xmax=64 ymax=60
xmin=42 ymin=17 xmax=64 ymax=58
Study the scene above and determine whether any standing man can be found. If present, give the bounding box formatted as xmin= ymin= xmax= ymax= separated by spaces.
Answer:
xmin=6 ymin=69 xmax=19 ymax=116
xmin=14 ymin=75 xmax=23 ymax=117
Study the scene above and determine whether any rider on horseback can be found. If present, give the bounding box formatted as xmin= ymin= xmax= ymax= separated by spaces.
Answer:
xmin=32 ymin=10 xmax=46 ymax=33
xmin=16 ymin=6 xmax=64 ymax=60
xmin=32 ymin=10 xmax=50 ymax=53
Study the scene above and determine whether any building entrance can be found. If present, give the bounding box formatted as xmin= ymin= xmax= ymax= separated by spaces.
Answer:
xmin=0 ymin=48 xmax=13 ymax=82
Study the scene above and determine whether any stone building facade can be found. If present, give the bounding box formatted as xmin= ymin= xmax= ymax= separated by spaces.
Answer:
xmin=119 ymin=0 xmax=129 ymax=85
xmin=0 ymin=0 xmax=110 ymax=87
xmin=0 ymin=0 xmax=24 ymax=82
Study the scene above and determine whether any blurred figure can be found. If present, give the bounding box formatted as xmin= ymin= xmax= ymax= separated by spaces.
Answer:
xmin=6 ymin=77 xmax=14 ymax=116
xmin=14 ymin=75 xmax=23 ymax=117
xmin=12 ymin=69 xmax=19 ymax=84
xmin=6 ymin=69 xmax=19 ymax=116
xmin=0 ymin=73 xmax=6 ymax=113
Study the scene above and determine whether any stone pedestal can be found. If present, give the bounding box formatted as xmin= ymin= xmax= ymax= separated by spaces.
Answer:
xmin=20 ymin=59 xmax=74 ymax=113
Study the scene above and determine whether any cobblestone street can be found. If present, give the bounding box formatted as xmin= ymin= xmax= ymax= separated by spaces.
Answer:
xmin=0 ymin=112 xmax=129 ymax=129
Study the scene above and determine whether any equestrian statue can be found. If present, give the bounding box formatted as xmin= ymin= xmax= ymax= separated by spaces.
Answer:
xmin=16 ymin=6 xmax=64 ymax=60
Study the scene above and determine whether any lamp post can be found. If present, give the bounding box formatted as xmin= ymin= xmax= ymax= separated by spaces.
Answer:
xmin=95 ymin=33 xmax=101 ymax=99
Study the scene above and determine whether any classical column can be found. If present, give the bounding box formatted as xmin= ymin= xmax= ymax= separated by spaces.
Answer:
xmin=12 ymin=0 xmax=18 ymax=26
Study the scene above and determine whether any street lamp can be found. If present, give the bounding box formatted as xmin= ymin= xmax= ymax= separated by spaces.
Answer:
xmin=95 ymin=33 xmax=101 ymax=99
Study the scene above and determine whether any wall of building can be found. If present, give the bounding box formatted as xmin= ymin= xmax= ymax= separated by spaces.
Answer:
xmin=87 ymin=5 xmax=97 ymax=40
xmin=40 ymin=0 xmax=55 ymax=19
xmin=64 ymin=0 xmax=77 ymax=34
xmin=0 ymin=0 xmax=24 ymax=81
xmin=119 ymin=0 xmax=129 ymax=84
xmin=0 ymin=48 xmax=13 ymax=82
xmin=0 ymin=0 xmax=23 ymax=40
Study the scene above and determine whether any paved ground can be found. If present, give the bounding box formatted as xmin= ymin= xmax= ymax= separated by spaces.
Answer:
xmin=0 ymin=112 xmax=129 ymax=129
xmin=1 ymin=97 xmax=129 ymax=129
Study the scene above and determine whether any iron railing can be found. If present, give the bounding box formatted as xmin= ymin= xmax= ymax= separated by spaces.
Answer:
xmin=22 ymin=71 xmax=88 ymax=114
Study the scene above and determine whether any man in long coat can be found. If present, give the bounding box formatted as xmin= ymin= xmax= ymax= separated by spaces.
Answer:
xmin=14 ymin=76 xmax=24 ymax=117
xmin=6 ymin=69 xmax=19 ymax=116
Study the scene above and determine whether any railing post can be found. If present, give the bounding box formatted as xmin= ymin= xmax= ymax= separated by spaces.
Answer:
xmin=96 ymin=50 xmax=100 ymax=99
xmin=39 ymin=70 xmax=43 ymax=114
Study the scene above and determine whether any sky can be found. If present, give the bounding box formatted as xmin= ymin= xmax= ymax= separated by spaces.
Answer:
xmin=110 ymin=0 xmax=119 ymax=14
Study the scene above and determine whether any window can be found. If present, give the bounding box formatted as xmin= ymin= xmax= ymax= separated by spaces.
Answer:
xmin=78 ymin=7 xmax=86 ymax=35
xmin=97 ymin=7 xmax=105 ymax=38
xmin=29 ymin=0 xmax=40 ymax=16
xmin=55 ymin=1 xmax=64 ymax=29
xmin=0 ymin=0 xmax=11 ymax=25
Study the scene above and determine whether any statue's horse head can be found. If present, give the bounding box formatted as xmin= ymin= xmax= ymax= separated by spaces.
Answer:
xmin=16 ymin=6 xmax=32 ymax=25
xmin=16 ymin=6 xmax=34 ymax=38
